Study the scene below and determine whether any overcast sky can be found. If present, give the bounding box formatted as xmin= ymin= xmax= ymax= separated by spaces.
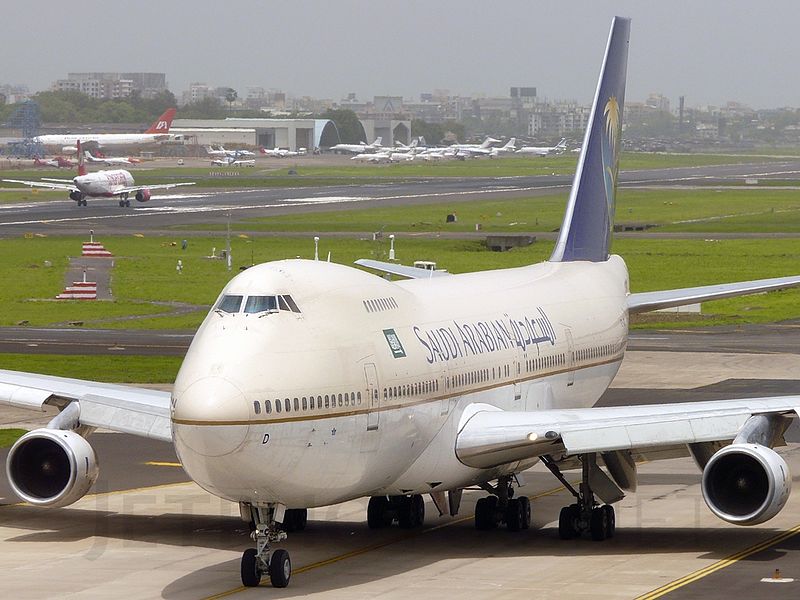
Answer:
xmin=3 ymin=1 xmax=800 ymax=108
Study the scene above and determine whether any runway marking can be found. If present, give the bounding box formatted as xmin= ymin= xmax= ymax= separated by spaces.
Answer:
xmin=201 ymin=482 xmax=572 ymax=598
xmin=144 ymin=461 xmax=182 ymax=467
xmin=635 ymin=522 xmax=800 ymax=599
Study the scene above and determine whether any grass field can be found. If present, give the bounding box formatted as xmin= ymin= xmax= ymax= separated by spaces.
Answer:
xmin=0 ymin=428 xmax=26 ymax=448
xmin=0 ymin=233 xmax=798 ymax=330
xmin=185 ymin=187 xmax=800 ymax=235
xmin=0 ymin=353 xmax=182 ymax=383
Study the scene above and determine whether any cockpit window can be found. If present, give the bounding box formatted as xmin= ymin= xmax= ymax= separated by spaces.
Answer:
xmin=217 ymin=295 xmax=243 ymax=313
xmin=283 ymin=295 xmax=301 ymax=313
xmin=244 ymin=295 xmax=278 ymax=314
xmin=277 ymin=295 xmax=290 ymax=311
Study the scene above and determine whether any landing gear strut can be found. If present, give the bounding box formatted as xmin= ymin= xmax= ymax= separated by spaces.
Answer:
xmin=240 ymin=505 xmax=292 ymax=588
xmin=118 ymin=193 xmax=131 ymax=207
xmin=474 ymin=475 xmax=531 ymax=531
xmin=543 ymin=453 xmax=616 ymax=541
xmin=367 ymin=494 xmax=425 ymax=529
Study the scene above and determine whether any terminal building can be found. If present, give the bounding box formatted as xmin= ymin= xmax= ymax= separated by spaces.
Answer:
xmin=171 ymin=117 xmax=411 ymax=150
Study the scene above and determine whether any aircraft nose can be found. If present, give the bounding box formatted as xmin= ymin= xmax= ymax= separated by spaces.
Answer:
xmin=172 ymin=376 xmax=249 ymax=457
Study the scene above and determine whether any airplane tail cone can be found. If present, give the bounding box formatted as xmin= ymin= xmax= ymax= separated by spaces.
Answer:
xmin=550 ymin=17 xmax=630 ymax=263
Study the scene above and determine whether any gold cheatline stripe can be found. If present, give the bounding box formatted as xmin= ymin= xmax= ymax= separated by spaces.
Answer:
xmin=635 ymin=522 xmax=800 ymax=600
xmin=175 ymin=356 xmax=623 ymax=427
xmin=201 ymin=482 xmax=574 ymax=599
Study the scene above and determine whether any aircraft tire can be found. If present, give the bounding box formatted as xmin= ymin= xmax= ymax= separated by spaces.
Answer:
xmin=558 ymin=504 xmax=579 ymax=539
xmin=269 ymin=549 xmax=291 ymax=588
xmin=603 ymin=504 xmax=616 ymax=538
xmin=590 ymin=506 xmax=610 ymax=541
xmin=475 ymin=497 xmax=498 ymax=530
xmin=519 ymin=496 xmax=531 ymax=529
xmin=367 ymin=496 xmax=391 ymax=529
xmin=240 ymin=548 xmax=261 ymax=587
xmin=505 ymin=498 xmax=524 ymax=532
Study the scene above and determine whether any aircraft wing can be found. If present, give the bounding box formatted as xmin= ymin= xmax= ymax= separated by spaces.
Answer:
xmin=627 ymin=274 xmax=800 ymax=313
xmin=0 ymin=369 xmax=171 ymax=442
xmin=355 ymin=259 xmax=451 ymax=279
xmin=455 ymin=397 xmax=800 ymax=470
xmin=2 ymin=179 xmax=77 ymax=192
xmin=118 ymin=182 xmax=195 ymax=194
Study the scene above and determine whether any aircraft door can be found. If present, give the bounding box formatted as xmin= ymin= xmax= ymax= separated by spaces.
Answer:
xmin=364 ymin=363 xmax=380 ymax=431
xmin=565 ymin=328 xmax=575 ymax=387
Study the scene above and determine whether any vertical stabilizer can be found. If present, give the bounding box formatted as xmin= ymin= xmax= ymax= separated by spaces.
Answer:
xmin=145 ymin=108 xmax=177 ymax=134
xmin=550 ymin=17 xmax=630 ymax=262
xmin=77 ymin=140 xmax=87 ymax=176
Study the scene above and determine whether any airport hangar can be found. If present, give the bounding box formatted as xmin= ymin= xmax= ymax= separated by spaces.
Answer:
xmin=171 ymin=117 xmax=411 ymax=151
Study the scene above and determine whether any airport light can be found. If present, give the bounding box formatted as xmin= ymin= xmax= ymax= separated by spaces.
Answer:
xmin=389 ymin=235 xmax=395 ymax=260
xmin=314 ymin=236 xmax=320 ymax=261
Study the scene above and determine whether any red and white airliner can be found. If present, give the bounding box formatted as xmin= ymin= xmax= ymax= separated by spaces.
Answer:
xmin=33 ymin=108 xmax=180 ymax=152
xmin=3 ymin=141 xmax=194 ymax=207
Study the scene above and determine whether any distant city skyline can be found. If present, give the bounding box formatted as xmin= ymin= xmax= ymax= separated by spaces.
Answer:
xmin=3 ymin=1 xmax=800 ymax=109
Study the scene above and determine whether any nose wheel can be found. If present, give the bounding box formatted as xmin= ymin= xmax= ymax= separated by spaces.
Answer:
xmin=240 ymin=505 xmax=292 ymax=588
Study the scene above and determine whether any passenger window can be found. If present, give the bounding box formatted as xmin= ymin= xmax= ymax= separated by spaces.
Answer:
xmin=338 ymin=393 xmax=343 ymax=407
xmin=216 ymin=294 xmax=243 ymax=313
xmin=253 ymin=401 xmax=261 ymax=415
xmin=293 ymin=398 xmax=299 ymax=411
xmin=358 ymin=391 xmax=363 ymax=404
xmin=325 ymin=395 xmax=330 ymax=408
xmin=265 ymin=400 xmax=272 ymax=414
xmin=285 ymin=398 xmax=291 ymax=412
xmin=275 ymin=399 xmax=282 ymax=413
xmin=344 ymin=392 xmax=350 ymax=406
xmin=244 ymin=295 xmax=278 ymax=313
xmin=302 ymin=397 xmax=307 ymax=410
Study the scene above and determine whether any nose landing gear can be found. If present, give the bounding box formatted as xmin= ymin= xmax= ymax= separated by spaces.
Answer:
xmin=240 ymin=505 xmax=292 ymax=588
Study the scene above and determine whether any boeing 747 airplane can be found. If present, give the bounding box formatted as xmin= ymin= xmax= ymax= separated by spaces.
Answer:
xmin=3 ymin=18 xmax=800 ymax=591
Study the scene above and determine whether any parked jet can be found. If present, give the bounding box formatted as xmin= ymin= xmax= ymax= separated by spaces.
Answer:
xmin=4 ymin=18 xmax=800 ymax=592
xmin=260 ymin=147 xmax=306 ymax=158
xmin=206 ymin=145 xmax=256 ymax=158
xmin=3 ymin=141 xmax=194 ymax=207
xmin=490 ymin=138 xmax=517 ymax=157
xmin=33 ymin=108 xmax=179 ymax=149
xmin=448 ymin=136 xmax=501 ymax=157
xmin=330 ymin=137 xmax=383 ymax=154
xmin=84 ymin=151 xmax=141 ymax=166
xmin=516 ymin=138 xmax=568 ymax=156
xmin=212 ymin=156 xmax=256 ymax=167
xmin=33 ymin=156 xmax=73 ymax=168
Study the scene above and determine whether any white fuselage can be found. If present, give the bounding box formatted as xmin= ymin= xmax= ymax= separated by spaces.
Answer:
xmin=35 ymin=133 xmax=172 ymax=146
xmin=74 ymin=170 xmax=135 ymax=197
xmin=171 ymin=256 xmax=629 ymax=509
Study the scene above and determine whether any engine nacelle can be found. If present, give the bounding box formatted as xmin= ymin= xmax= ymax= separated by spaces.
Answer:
xmin=6 ymin=429 xmax=99 ymax=507
xmin=701 ymin=443 xmax=791 ymax=525
xmin=135 ymin=189 xmax=151 ymax=203
xmin=69 ymin=191 xmax=83 ymax=202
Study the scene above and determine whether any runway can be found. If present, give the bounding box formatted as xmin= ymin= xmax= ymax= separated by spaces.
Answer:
xmin=1 ymin=160 xmax=799 ymax=235
xmin=0 ymin=321 xmax=794 ymax=357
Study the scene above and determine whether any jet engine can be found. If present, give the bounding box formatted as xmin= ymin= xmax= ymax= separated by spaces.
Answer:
xmin=69 ymin=191 xmax=83 ymax=202
xmin=135 ymin=189 xmax=151 ymax=202
xmin=6 ymin=429 xmax=98 ymax=507
xmin=701 ymin=443 xmax=790 ymax=525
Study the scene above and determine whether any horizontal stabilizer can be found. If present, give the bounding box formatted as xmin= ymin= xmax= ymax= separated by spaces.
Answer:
xmin=355 ymin=259 xmax=451 ymax=280
xmin=628 ymin=275 xmax=800 ymax=313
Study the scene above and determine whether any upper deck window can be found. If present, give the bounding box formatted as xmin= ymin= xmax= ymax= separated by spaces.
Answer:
xmin=217 ymin=295 xmax=243 ymax=313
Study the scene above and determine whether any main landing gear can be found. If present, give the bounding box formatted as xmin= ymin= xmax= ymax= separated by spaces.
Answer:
xmin=240 ymin=505 xmax=292 ymax=588
xmin=118 ymin=193 xmax=131 ymax=207
xmin=543 ymin=453 xmax=616 ymax=541
xmin=473 ymin=475 xmax=531 ymax=531
xmin=367 ymin=494 xmax=425 ymax=529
